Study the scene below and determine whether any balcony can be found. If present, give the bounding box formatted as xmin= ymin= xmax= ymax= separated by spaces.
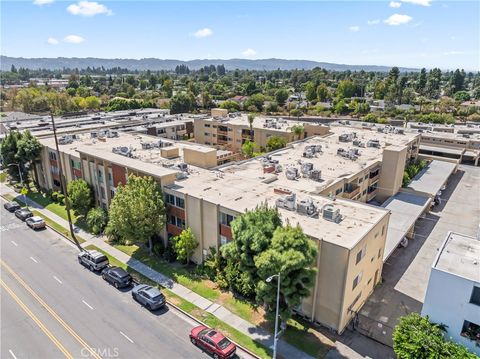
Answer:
xmin=219 ymin=224 xmax=232 ymax=240
xmin=217 ymin=129 xmax=228 ymax=136
xmin=343 ymin=184 xmax=360 ymax=199
xmin=369 ymin=169 xmax=380 ymax=184
xmin=167 ymin=223 xmax=182 ymax=237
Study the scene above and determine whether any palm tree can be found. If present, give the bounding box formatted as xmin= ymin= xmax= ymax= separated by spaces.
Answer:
xmin=247 ymin=113 xmax=255 ymax=141
xmin=291 ymin=125 xmax=305 ymax=140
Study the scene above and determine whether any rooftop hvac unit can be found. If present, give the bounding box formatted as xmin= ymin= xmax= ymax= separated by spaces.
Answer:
xmin=310 ymin=170 xmax=321 ymax=181
xmin=337 ymin=148 xmax=346 ymax=155
xmin=339 ymin=134 xmax=353 ymax=142
xmin=90 ymin=131 xmax=98 ymax=138
xmin=322 ymin=204 xmax=341 ymax=223
xmin=112 ymin=146 xmax=134 ymax=158
xmin=297 ymin=198 xmax=318 ymax=217
xmin=367 ymin=139 xmax=381 ymax=148
xmin=58 ymin=135 xmax=73 ymax=145
xmin=286 ymin=167 xmax=299 ymax=180
xmin=177 ymin=163 xmax=188 ymax=172
xmin=276 ymin=193 xmax=296 ymax=211
xmin=353 ymin=139 xmax=365 ymax=148
xmin=301 ymin=162 xmax=314 ymax=175
xmin=397 ymin=129 xmax=404 ymax=134
xmin=106 ymin=130 xmax=119 ymax=138
xmin=176 ymin=172 xmax=188 ymax=180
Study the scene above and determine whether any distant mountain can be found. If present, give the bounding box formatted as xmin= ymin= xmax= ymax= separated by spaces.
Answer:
xmin=0 ymin=56 xmax=419 ymax=72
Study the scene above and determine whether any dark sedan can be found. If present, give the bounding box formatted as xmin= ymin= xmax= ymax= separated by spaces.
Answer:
xmin=132 ymin=284 xmax=166 ymax=310
xmin=102 ymin=266 xmax=132 ymax=288
xmin=15 ymin=208 xmax=33 ymax=221
xmin=4 ymin=201 xmax=21 ymax=212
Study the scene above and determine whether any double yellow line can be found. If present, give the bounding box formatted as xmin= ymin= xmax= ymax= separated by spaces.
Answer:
xmin=1 ymin=259 xmax=102 ymax=359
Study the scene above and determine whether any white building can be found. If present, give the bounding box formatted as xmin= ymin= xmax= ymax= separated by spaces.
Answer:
xmin=422 ymin=231 xmax=480 ymax=355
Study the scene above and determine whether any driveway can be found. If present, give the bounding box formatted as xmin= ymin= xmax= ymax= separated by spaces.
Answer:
xmin=357 ymin=164 xmax=480 ymax=347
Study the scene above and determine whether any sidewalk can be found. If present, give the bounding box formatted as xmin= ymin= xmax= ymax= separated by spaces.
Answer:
xmin=1 ymin=184 xmax=312 ymax=359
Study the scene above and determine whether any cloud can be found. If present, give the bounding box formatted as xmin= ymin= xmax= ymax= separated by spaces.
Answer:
xmin=384 ymin=14 xmax=413 ymax=26
xmin=367 ymin=19 xmax=380 ymax=25
xmin=67 ymin=1 xmax=112 ymax=16
xmin=401 ymin=0 xmax=431 ymax=6
xmin=389 ymin=1 xmax=402 ymax=8
xmin=450 ymin=36 xmax=456 ymax=40
xmin=443 ymin=51 xmax=465 ymax=56
xmin=193 ymin=28 xmax=213 ymax=39
xmin=349 ymin=26 xmax=360 ymax=32
xmin=64 ymin=35 xmax=85 ymax=44
xmin=47 ymin=37 xmax=59 ymax=45
xmin=241 ymin=48 xmax=256 ymax=58
xmin=33 ymin=0 xmax=54 ymax=5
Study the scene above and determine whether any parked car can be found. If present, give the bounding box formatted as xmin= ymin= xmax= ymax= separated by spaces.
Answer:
xmin=15 ymin=208 xmax=33 ymax=221
xmin=131 ymin=284 xmax=166 ymax=310
xmin=102 ymin=266 xmax=132 ymax=288
xmin=26 ymin=216 xmax=46 ymax=230
xmin=78 ymin=250 xmax=109 ymax=272
xmin=4 ymin=201 xmax=21 ymax=212
xmin=190 ymin=325 xmax=236 ymax=359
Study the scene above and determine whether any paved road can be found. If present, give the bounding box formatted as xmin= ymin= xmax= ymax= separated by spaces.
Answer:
xmin=0 ymin=203 xmax=250 ymax=359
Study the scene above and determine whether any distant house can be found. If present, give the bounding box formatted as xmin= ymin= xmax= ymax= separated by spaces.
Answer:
xmin=229 ymin=95 xmax=248 ymax=104
xmin=460 ymin=100 xmax=480 ymax=110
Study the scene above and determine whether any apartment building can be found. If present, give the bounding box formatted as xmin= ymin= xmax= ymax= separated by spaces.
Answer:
xmin=422 ymin=231 xmax=480 ymax=355
xmin=193 ymin=112 xmax=330 ymax=152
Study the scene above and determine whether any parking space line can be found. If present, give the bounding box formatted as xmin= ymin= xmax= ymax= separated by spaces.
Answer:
xmin=10 ymin=240 xmax=18 ymax=247
xmin=82 ymin=300 xmax=94 ymax=310
xmin=30 ymin=257 xmax=38 ymax=264
xmin=53 ymin=276 xmax=63 ymax=284
xmin=120 ymin=331 xmax=134 ymax=344
xmin=8 ymin=349 xmax=18 ymax=359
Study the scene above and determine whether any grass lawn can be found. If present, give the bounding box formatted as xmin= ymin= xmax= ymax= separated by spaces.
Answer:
xmin=85 ymin=244 xmax=272 ymax=359
xmin=32 ymin=210 xmax=86 ymax=244
xmin=0 ymin=172 xmax=7 ymax=183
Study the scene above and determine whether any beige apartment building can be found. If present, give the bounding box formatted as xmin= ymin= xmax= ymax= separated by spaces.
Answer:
xmin=193 ymin=112 xmax=330 ymax=152
xmin=34 ymin=123 xmax=424 ymax=333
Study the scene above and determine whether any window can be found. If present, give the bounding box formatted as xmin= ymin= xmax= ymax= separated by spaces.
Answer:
xmin=48 ymin=151 xmax=57 ymax=161
xmin=108 ymin=172 xmax=113 ymax=185
xmin=358 ymin=177 xmax=363 ymax=184
xmin=70 ymin=159 xmax=81 ymax=170
xmin=204 ymin=124 xmax=211 ymax=128
xmin=168 ymin=215 xmax=185 ymax=229
xmin=51 ymin=166 xmax=59 ymax=175
xmin=348 ymin=291 xmax=362 ymax=312
xmin=381 ymin=225 xmax=385 ymax=236
xmin=470 ymin=287 xmax=480 ymax=306
xmin=378 ymin=248 xmax=382 ymax=259
xmin=352 ymin=271 xmax=363 ymax=290
xmin=461 ymin=320 xmax=480 ymax=342
xmin=362 ymin=189 xmax=367 ymax=196
xmin=100 ymin=186 xmax=106 ymax=200
xmin=335 ymin=188 xmax=343 ymax=195
xmin=110 ymin=189 xmax=115 ymax=198
xmin=364 ymin=174 xmax=369 ymax=180
xmin=175 ymin=197 xmax=185 ymax=209
xmin=98 ymin=170 xmax=104 ymax=182
xmin=356 ymin=245 xmax=366 ymax=264
xmin=204 ymin=132 xmax=211 ymax=136
xmin=53 ymin=179 xmax=61 ymax=187
xmin=220 ymin=235 xmax=228 ymax=246
xmin=220 ymin=212 xmax=235 ymax=226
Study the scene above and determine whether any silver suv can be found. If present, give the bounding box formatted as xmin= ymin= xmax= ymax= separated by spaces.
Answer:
xmin=78 ymin=250 xmax=109 ymax=272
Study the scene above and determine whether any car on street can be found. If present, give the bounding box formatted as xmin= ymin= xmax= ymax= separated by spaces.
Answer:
xmin=78 ymin=250 xmax=109 ymax=272
xmin=102 ymin=266 xmax=132 ymax=288
xmin=25 ymin=216 xmax=46 ymax=230
xmin=132 ymin=284 xmax=166 ymax=310
xmin=15 ymin=208 xmax=33 ymax=221
xmin=189 ymin=325 xmax=236 ymax=359
xmin=4 ymin=201 xmax=21 ymax=212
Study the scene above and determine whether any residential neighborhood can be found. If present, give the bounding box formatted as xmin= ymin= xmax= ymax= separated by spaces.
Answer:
xmin=1 ymin=1 xmax=479 ymax=359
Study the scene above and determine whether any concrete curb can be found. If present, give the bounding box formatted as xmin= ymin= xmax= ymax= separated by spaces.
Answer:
xmin=2 ymin=194 xmax=263 ymax=359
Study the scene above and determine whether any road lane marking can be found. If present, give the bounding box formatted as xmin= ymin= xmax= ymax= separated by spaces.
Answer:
xmin=53 ymin=276 xmax=63 ymax=284
xmin=120 ymin=331 xmax=134 ymax=344
xmin=82 ymin=300 xmax=94 ymax=310
xmin=10 ymin=240 xmax=18 ymax=247
xmin=30 ymin=257 xmax=38 ymax=264
xmin=0 ymin=259 xmax=102 ymax=359
xmin=0 ymin=279 xmax=73 ymax=359
xmin=8 ymin=349 xmax=18 ymax=359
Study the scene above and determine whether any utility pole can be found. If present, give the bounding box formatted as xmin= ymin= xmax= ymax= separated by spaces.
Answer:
xmin=50 ymin=112 xmax=83 ymax=251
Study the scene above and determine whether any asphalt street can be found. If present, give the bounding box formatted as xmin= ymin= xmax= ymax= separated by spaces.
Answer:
xmin=0 ymin=201 xmax=249 ymax=359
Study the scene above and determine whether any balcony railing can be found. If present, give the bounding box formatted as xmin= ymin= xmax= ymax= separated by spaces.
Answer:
xmin=343 ymin=185 xmax=360 ymax=199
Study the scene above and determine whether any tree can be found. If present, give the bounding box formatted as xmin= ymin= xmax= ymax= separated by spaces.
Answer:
xmin=336 ymin=80 xmax=357 ymax=99
xmin=86 ymin=207 xmax=108 ymax=234
xmin=417 ymin=68 xmax=427 ymax=95
xmin=393 ymin=313 xmax=477 ymax=359
xmin=105 ymin=175 xmax=166 ymax=252
xmin=451 ymin=69 xmax=466 ymax=93
xmin=291 ymin=124 xmax=305 ymax=140
xmin=334 ymin=99 xmax=348 ymax=115
xmin=162 ymin=79 xmax=173 ymax=97
xmin=266 ymin=136 xmax=287 ymax=152
xmin=244 ymin=94 xmax=265 ymax=112
xmin=305 ymin=81 xmax=317 ymax=102
xmin=222 ymin=204 xmax=282 ymax=298
xmin=275 ymin=89 xmax=289 ymax=106
xmin=255 ymin=225 xmax=317 ymax=321
xmin=219 ymin=100 xmax=240 ymax=112
xmin=67 ymin=179 xmax=93 ymax=216
xmin=241 ymin=139 xmax=256 ymax=158
xmin=247 ymin=113 xmax=255 ymax=141
xmin=0 ymin=131 xmax=22 ymax=181
xmin=454 ymin=91 xmax=470 ymax=102
xmin=316 ymin=83 xmax=330 ymax=102
xmin=172 ymin=227 xmax=199 ymax=264
xmin=170 ymin=93 xmax=195 ymax=114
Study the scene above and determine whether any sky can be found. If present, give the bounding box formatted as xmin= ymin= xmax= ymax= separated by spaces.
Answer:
xmin=1 ymin=0 xmax=479 ymax=70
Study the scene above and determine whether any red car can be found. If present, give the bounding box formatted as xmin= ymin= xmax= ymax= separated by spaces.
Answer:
xmin=190 ymin=325 xmax=236 ymax=359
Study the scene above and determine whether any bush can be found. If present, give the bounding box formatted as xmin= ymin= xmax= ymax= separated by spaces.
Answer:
xmin=51 ymin=191 xmax=59 ymax=202
xmin=57 ymin=193 xmax=65 ymax=205
xmin=163 ymin=238 xmax=176 ymax=262
xmin=152 ymin=234 xmax=165 ymax=257
xmin=86 ymin=207 xmax=108 ymax=234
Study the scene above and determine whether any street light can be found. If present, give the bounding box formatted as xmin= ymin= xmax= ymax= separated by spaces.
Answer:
xmin=266 ymin=272 xmax=281 ymax=359
xmin=8 ymin=163 xmax=28 ymax=208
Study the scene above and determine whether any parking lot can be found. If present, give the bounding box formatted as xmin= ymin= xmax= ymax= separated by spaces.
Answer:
xmin=357 ymin=164 xmax=480 ymax=347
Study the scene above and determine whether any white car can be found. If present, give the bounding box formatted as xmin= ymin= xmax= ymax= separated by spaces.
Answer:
xmin=26 ymin=216 xmax=46 ymax=230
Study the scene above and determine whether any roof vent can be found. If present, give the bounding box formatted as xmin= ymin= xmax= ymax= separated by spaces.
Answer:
xmin=276 ymin=193 xmax=296 ymax=211
xmin=322 ymin=204 xmax=341 ymax=223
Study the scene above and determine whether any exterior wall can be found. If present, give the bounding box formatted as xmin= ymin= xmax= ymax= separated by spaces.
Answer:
xmin=303 ymin=124 xmax=330 ymax=138
xmin=211 ymin=108 xmax=228 ymax=117
xmin=376 ymin=146 xmax=408 ymax=203
xmin=422 ymin=269 xmax=480 ymax=355
xmin=183 ymin=148 xmax=218 ymax=169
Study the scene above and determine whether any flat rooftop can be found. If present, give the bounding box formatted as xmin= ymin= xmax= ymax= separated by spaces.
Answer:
xmin=382 ymin=192 xmax=431 ymax=261
xmin=406 ymin=160 xmax=457 ymax=197
xmin=169 ymin=168 xmax=389 ymax=249
xmin=39 ymin=131 xmax=225 ymax=173
xmin=434 ymin=231 xmax=480 ymax=283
